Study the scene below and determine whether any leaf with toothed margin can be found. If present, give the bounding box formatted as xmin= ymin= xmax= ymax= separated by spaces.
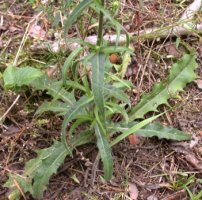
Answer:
xmin=4 ymin=131 xmax=94 ymax=199
xmin=129 ymin=52 xmax=198 ymax=121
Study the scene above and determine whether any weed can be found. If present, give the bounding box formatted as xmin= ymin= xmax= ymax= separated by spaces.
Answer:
xmin=2 ymin=0 xmax=198 ymax=199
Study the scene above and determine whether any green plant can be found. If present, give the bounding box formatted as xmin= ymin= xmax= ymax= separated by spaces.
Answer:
xmin=3 ymin=0 xmax=198 ymax=199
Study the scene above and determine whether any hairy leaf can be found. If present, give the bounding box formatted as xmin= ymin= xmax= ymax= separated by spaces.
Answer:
xmin=94 ymin=123 xmax=113 ymax=180
xmin=3 ymin=66 xmax=43 ymax=89
xmin=129 ymin=53 xmax=198 ymax=121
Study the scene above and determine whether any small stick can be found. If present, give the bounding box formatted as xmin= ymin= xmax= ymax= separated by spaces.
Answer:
xmin=0 ymin=95 xmax=20 ymax=123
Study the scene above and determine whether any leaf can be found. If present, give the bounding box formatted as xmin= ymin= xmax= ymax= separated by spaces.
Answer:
xmin=135 ymin=123 xmax=191 ymax=140
xmin=30 ymin=141 xmax=68 ymax=198
xmin=3 ymin=66 xmax=43 ymax=89
xmin=62 ymin=47 xmax=83 ymax=84
xmin=35 ymin=101 xmax=70 ymax=115
xmin=94 ymin=123 xmax=113 ymax=180
xmin=61 ymin=95 xmax=94 ymax=152
xmin=121 ymin=50 xmax=132 ymax=78
xmin=64 ymin=0 xmax=93 ymax=35
xmin=91 ymin=1 xmax=128 ymax=45
xmin=90 ymin=53 xmax=106 ymax=121
xmin=100 ymin=46 xmax=133 ymax=54
xmin=32 ymin=77 xmax=76 ymax=104
xmin=47 ymin=82 xmax=75 ymax=104
xmin=4 ymin=131 xmax=94 ymax=199
xmin=110 ymin=113 xmax=163 ymax=146
xmin=108 ymin=122 xmax=191 ymax=141
xmin=106 ymin=102 xmax=129 ymax=124
xmin=129 ymin=53 xmax=198 ymax=121
xmin=104 ymin=85 xmax=130 ymax=105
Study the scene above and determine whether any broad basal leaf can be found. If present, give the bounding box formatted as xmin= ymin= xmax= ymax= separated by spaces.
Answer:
xmin=129 ymin=53 xmax=198 ymax=121
xmin=94 ymin=123 xmax=113 ymax=180
xmin=3 ymin=66 xmax=43 ymax=89
xmin=4 ymin=131 xmax=94 ymax=199
xmin=90 ymin=53 xmax=106 ymax=121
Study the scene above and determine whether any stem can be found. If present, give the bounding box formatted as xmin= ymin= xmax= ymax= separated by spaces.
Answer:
xmin=97 ymin=0 xmax=104 ymax=46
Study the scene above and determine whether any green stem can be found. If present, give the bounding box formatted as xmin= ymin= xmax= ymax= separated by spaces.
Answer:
xmin=97 ymin=0 xmax=104 ymax=46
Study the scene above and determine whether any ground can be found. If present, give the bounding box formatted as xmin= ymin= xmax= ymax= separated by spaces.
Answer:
xmin=0 ymin=0 xmax=202 ymax=200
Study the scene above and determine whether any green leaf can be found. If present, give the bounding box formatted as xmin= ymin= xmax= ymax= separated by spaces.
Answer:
xmin=4 ymin=131 xmax=94 ymax=199
xmin=35 ymin=101 xmax=70 ymax=115
xmin=106 ymin=102 xmax=129 ymax=124
xmin=32 ymin=77 xmax=76 ymax=105
xmin=129 ymin=53 xmax=198 ymax=121
xmin=135 ymin=123 xmax=191 ymax=140
xmin=100 ymin=46 xmax=133 ymax=54
xmin=62 ymin=47 xmax=83 ymax=84
xmin=3 ymin=66 xmax=43 ymax=89
xmin=61 ymin=95 xmax=94 ymax=152
xmin=64 ymin=0 xmax=93 ymax=35
xmin=94 ymin=123 xmax=113 ymax=180
xmin=90 ymin=53 xmax=106 ymax=121
xmin=111 ymin=113 xmax=163 ymax=146
xmin=47 ymin=81 xmax=75 ymax=104
xmin=104 ymin=85 xmax=130 ymax=105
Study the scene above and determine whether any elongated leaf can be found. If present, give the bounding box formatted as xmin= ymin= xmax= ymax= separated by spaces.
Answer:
xmin=4 ymin=131 xmax=94 ymax=199
xmin=111 ymin=113 xmax=163 ymax=146
xmin=35 ymin=101 xmax=70 ymax=115
xmin=100 ymin=46 xmax=133 ymax=54
xmin=61 ymin=95 xmax=94 ymax=152
xmin=62 ymin=47 xmax=83 ymax=84
xmin=108 ymin=122 xmax=191 ymax=141
xmin=64 ymin=0 xmax=93 ymax=35
xmin=94 ymin=123 xmax=113 ymax=180
xmin=135 ymin=123 xmax=191 ymax=140
xmin=90 ymin=53 xmax=106 ymax=121
xmin=3 ymin=66 xmax=43 ymax=89
xmin=129 ymin=53 xmax=198 ymax=121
